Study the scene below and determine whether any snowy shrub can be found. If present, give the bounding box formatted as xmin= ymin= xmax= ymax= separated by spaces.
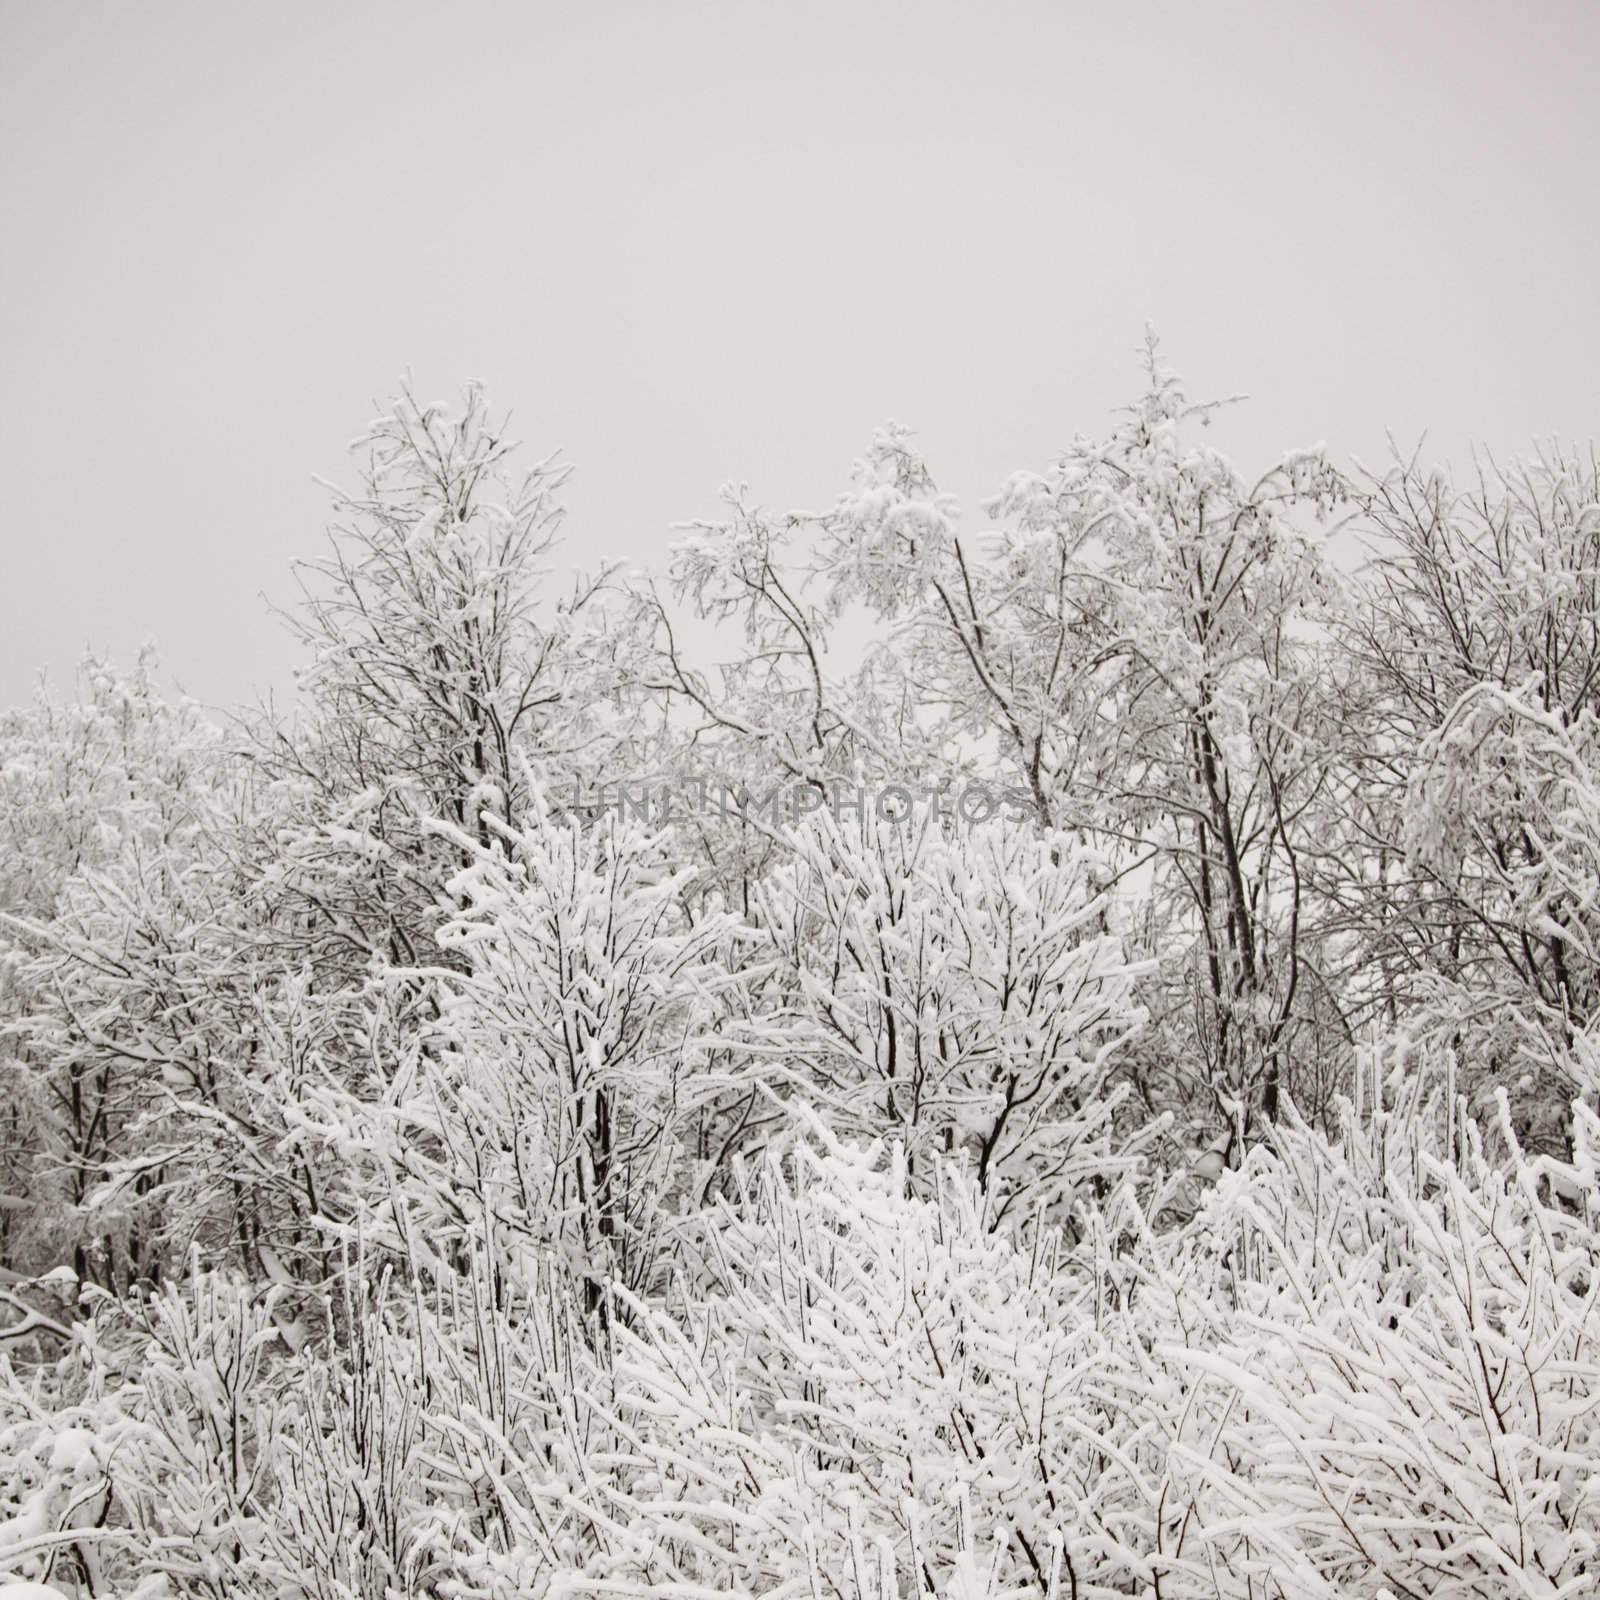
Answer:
xmin=0 ymin=1393 xmax=118 ymax=1594
xmin=107 ymin=1269 xmax=288 ymax=1595
xmin=1167 ymin=1054 xmax=1600 ymax=1597
xmin=552 ymin=1122 xmax=1173 ymax=1598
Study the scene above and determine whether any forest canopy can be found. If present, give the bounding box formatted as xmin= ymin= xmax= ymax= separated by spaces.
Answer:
xmin=2 ymin=356 xmax=1598 ymax=1599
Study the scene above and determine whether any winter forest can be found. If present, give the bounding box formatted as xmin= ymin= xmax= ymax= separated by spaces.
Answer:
xmin=3 ymin=357 xmax=1600 ymax=1600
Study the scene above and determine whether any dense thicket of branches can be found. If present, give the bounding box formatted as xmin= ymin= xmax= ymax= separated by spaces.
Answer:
xmin=1 ymin=369 xmax=1597 ymax=1598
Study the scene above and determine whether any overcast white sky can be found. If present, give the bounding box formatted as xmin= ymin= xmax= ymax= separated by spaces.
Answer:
xmin=2 ymin=0 xmax=1596 ymax=711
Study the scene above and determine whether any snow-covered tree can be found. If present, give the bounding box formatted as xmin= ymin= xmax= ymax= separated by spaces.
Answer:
xmin=289 ymin=786 xmax=750 ymax=1327
xmin=1340 ymin=448 xmax=1600 ymax=1143
xmin=247 ymin=382 xmax=616 ymax=994
xmin=741 ymin=801 xmax=1149 ymax=1227
xmin=0 ymin=655 xmax=233 ymax=1284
